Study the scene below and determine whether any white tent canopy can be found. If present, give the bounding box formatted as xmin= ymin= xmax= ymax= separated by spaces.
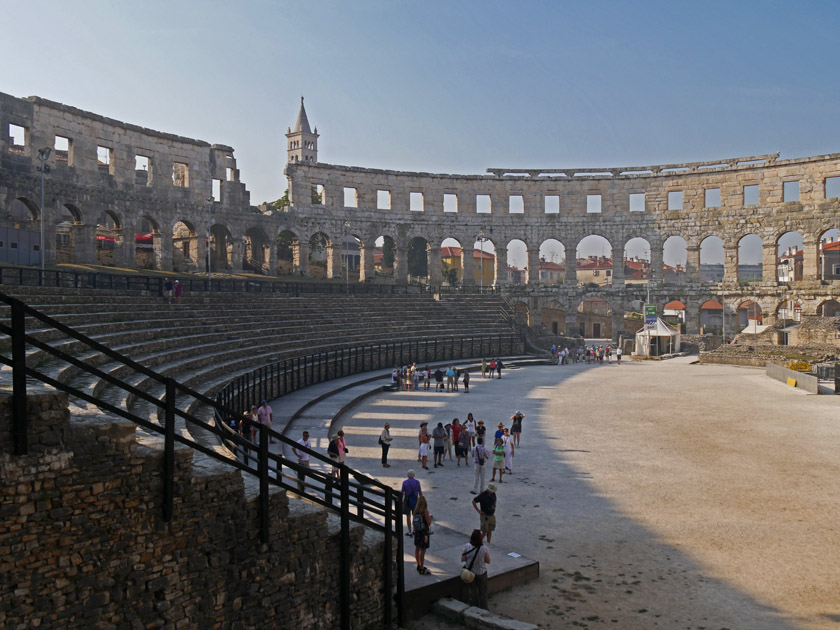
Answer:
xmin=634 ymin=318 xmax=681 ymax=357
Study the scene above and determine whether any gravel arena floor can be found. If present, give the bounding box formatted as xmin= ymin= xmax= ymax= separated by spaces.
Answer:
xmin=338 ymin=356 xmax=840 ymax=630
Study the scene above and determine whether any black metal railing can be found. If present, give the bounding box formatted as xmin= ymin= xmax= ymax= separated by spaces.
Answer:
xmin=215 ymin=334 xmax=521 ymax=415
xmin=0 ymin=291 xmax=404 ymax=629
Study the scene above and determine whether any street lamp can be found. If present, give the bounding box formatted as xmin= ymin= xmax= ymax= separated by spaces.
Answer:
xmin=207 ymin=196 xmax=214 ymax=289
xmin=344 ymin=220 xmax=351 ymax=293
xmin=477 ymin=230 xmax=486 ymax=292
xmin=37 ymin=147 xmax=51 ymax=284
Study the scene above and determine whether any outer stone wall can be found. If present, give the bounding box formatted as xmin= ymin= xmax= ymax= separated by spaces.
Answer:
xmin=0 ymin=392 xmax=389 ymax=629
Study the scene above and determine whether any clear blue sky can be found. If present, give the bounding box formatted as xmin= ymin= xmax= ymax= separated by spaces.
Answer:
xmin=4 ymin=1 xmax=838 ymax=264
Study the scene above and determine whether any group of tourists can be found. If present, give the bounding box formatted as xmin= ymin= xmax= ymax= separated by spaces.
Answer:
xmin=480 ymin=358 xmax=504 ymax=379
xmin=390 ymin=364 xmax=472 ymax=393
xmin=549 ymin=343 xmax=622 ymax=365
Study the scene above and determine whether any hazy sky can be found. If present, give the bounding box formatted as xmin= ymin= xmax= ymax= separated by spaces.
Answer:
xmin=3 ymin=1 xmax=838 ymax=265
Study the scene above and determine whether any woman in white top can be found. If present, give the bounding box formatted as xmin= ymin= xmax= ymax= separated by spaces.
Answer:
xmin=502 ymin=427 xmax=514 ymax=473
xmin=461 ymin=529 xmax=491 ymax=609
xmin=465 ymin=413 xmax=477 ymax=447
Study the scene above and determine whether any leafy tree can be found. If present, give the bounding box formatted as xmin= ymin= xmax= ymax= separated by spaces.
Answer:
xmin=382 ymin=238 xmax=395 ymax=269
xmin=407 ymin=239 xmax=428 ymax=278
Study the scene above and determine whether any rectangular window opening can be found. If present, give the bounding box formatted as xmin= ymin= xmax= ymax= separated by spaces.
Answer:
xmin=668 ymin=190 xmax=683 ymax=210
xmin=443 ymin=193 xmax=458 ymax=213
xmin=410 ymin=191 xmax=424 ymax=212
xmin=8 ymin=124 xmax=26 ymax=151
xmin=54 ymin=135 xmax=71 ymax=165
xmin=226 ymin=167 xmax=235 ymax=181
xmin=509 ymin=195 xmax=524 ymax=214
xmin=783 ymin=180 xmax=800 ymax=202
xmin=826 ymin=176 xmax=840 ymax=200
xmin=586 ymin=194 xmax=602 ymax=214
xmin=135 ymin=155 xmax=150 ymax=185
xmin=172 ymin=162 xmax=189 ymax=187
xmin=629 ymin=193 xmax=645 ymax=212
xmin=544 ymin=195 xmax=560 ymax=214
xmin=743 ymin=184 xmax=759 ymax=206
xmin=212 ymin=179 xmax=222 ymax=203
xmin=343 ymin=187 xmax=358 ymax=208
xmin=376 ymin=190 xmax=391 ymax=210
xmin=476 ymin=194 xmax=491 ymax=214
xmin=705 ymin=188 xmax=721 ymax=208
xmin=313 ymin=184 xmax=325 ymax=205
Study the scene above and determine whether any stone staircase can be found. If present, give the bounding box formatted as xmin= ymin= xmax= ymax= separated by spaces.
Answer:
xmin=0 ymin=285 xmax=521 ymax=444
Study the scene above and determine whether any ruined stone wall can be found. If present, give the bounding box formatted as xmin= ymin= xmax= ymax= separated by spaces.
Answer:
xmin=0 ymin=392 xmax=390 ymax=629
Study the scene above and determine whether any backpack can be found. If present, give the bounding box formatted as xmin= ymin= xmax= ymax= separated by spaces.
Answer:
xmin=412 ymin=513 xmax=427 ymax=534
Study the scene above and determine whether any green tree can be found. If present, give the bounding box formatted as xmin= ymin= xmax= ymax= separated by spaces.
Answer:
xmin=382 ymin=238 xmax=395 ymax=269
xmin=407 ymin=239 xmax=428 ymax=278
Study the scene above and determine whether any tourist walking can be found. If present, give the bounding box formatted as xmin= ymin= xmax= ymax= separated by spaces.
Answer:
xmin=379 ymin=423 xmax=393 ymax=467
xmin=481 ymin=358 xmax=488 ymax=378
xmin=490 ymin=438 xmax=505 ymax=483
xmin=465 ymin=413 xmax=477 ymax=447
xmin=461 ymin=530 xmax=491 ymax=609
xmin=418 ymin=422 xmax=430 ymax=470
xmin=617 ymin=347 xmax=622 ymax=364
xmin=423 ymin=366 xmax=431 ymax=390
xmin=503 ymin=427 xmax=514 ymax=473
xmin=476 ymin=419 xmax=487 ymax=445
xmin=495 ymin=358 xmax=503 ymax=379
xmin=472 ymin=482 xmax=497 ymax=543
xmin=401 ymin=470 xmax=422 ymax=535
xmin=164 ymin=277 xmax=173 ymax=303
xmin=445 ymin=366 xmax=456 ymax=392
xmin=470 ymin=437 xmax=489 ymax=494
xmin=510 ymin=410 xmax=524 ymax=447
xmin=412 ymin=495 xmax=433 ymax=575
xmin=457 ymin=423 xmax=471 ymax=467
xmin=174 ymin=279 xmax=183 ymax=304
xmin=257 ymin=400 xmax=275 ymax=444
xmin=292 ymin=430 xmax=311 ymax=491
xmin=462 ymin=369 xmax=470 ymax=393
xmin=432 ymin=422 xmax=446 ymax=468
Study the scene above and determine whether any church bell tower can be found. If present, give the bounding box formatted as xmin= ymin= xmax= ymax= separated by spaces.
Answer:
xmin=286 ymin=97 xmax=318 ymax=164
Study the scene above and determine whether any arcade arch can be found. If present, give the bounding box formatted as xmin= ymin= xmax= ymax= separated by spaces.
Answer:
xmin=777 ymin=231 xmax=804 ymax=283
xmin=699 ymin=299 xmax=723 ymax=334
xmin=308 ymin=231 xmax=331 ymax=279
xmin=55 ymin=204 xmax=82 ymax=264
xmin=540 ymin=300 xmax=566 ymax=335
xmin=577 ymin=296 xmax=612 ymax=338
xmin=474 ymin=237 xmax=496 ymax=287
xmin=700 ymin=236 xmax=724 ymax=283
xmin=737 ymin=300 xmax=763 ymax=332
xmin=576 ymin=235 xmax=612 ymax=288
xmin=441 ymin=237 xmax=462 ymax=285
xmin=737 ymin=234 xmax=763 ymax=282
xmin=95 ymin=211 xmax=121 ymax=267
xmin=819 ymin=228 xmax=840 ymax=281
xmin=406 ymin=237 xmax=429 ymax=284
xmin=135 ymin=216 xmax=161 ymax=271
xmin=210 ymin=224 xmax=234 ymax=272
xmin=538 ymin=239 xmax=565 ymax=285
xmin=244 ymin=227 xmax=270 ymax=274
xmin=277 ymin=229 xmax=300 ymax=275
xmin=817 ymin=299 xmax=840 ymax=317
xmin=506 ymin=239 xmax=528 ymax=285
xmin=172 ymin=220 xmax=199 ymax=272
xmin=374 ymin=235 xmax=396 ymax=279
xmin=623 ymin=237 xmax=651 ymax=285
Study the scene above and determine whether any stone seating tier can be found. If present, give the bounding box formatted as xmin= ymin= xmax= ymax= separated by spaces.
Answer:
xmin=0 ymin=286 xmax=518 ymax=442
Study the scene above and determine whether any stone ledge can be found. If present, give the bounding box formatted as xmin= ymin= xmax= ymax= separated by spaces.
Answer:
xmin=433 ymin=598 xmax=538 ymax=630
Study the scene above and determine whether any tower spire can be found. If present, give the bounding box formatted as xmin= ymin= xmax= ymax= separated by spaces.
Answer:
xmin=286 ymin=96 xmax=318 ymax=164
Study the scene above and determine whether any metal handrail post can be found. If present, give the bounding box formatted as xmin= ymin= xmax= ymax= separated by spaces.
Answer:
xmin=11 ymin=299 xmax=28 ymax=455
xmin=258 ymin=426 xmax=270 ymax=543
xmin=163 ymin=378 xmax=176 ymax=521
xmin=339 ymin=466 xmax=351 ymax=629
xmin=383 ymin=487 xmax=393 ymax=627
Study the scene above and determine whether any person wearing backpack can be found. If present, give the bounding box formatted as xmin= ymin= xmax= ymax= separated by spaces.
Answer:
xmin=412 ymin=495 xmax=433 ymax=575
xmin=460 ymin=529 xmax=491 ymax=608
xmin=401 ymin=470 xmax=422 ymax=535
xmin=470 ymin=437 xmax=489 ymax=494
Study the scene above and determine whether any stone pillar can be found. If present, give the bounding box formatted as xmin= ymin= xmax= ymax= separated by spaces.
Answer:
xmin=611 ymin=256 xmax=625 ymax=287
xmin=723 ymin=245 xmax=738 ymax=283
xmin=565 ymin=309 xmax=579 ymax=336
xmin=686 ymin=246 xmax=701 ymax=283
xmin=230 ymin=239 xmax=244 ymax=272
xmin=494 ymin=247 xmax=508 ymax=287
xmin=564 ymin=255 xmax=577 ymax=285
xmin=762 ymin=243 xmax=777 ymax=284
xmin=526 ymin=247 xmax=540 ymax=285
xmin=267 ymin=241 xmax=277 ymax=276
xmin=461 ymin=246 xmax=475 ymax=286
xmin=649 ymin=247 xmax=664 ymax=284
xmin=113 ymin=228 xmax=133 ymax=268
xmin=73 ymin=224 xmax=97 ymax=265
xmin=296 ymin=242 xmax=310 ymax=276
xmin=393 ymin=243 xmax=407 ymax=283
xmin=327 ymin=243 xmax=341 ymax=279
xmin=428 ymin=245 xmax=442 ymax=286
xmin=359 ymin=243 xmax=375 ymax=282
xmin=157 ymin=231 xmax=173 ymax=271
xmin=611 ymin=309 xmax=624 ymax=339
xmin=802 ymin=239 xmax=818 ymax=282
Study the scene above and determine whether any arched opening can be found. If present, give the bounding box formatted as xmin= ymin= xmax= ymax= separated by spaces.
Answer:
xmin=737 ymin=300 xmax=763 ymax=333
xmin=96 ymin=211 xmax=121 ymax=267
xmin=623 ymin=237 xmax=651 ymax=285
xmin=577 ymin=297 xmax=612 ymax=338
xmin=406 ymin=237 xmax=429 ymax=284
xmin=135 ymin=216 xmax=161 ymax=270
xmin=440 ymin=237 xmax=463 ymax=285
xmin=474 ymin=237 xmax=496 ymax=287
xmin=374 ymin=235 xmax=396 ymax=279
xmin=663 ymin=236 xmax=687 ymax=283
xmin=737 ymin=234 xmax=763 ymax=282
xmin=663 ymin=299 xmax=686 ymax=332
xmin=506 ymin=239 xmax=527 ymax=285
xmin=172 ymin=220 xmax=198 ymax=272
xmin=210 ymin=224 xmax=233 ymax=272
xmin=818 ymin=229 xmax=840 ymax=281
xmin=244 ymin=227 xmax=270 ymax=274
xmin=576 ymin=235 xmax=613 ymax=287
xmin=8 ymin=197 xmax=39 ymax=222
xmin=774 ymin=300 xmax=801 ymax=327
xmin=541 ymin=301 xmax=566 ymax=335
xmin=341 ymin=231 xmax=362 ymax=281
xmin=776 ymin=231 xmax=804 ymax=282
xmin=699 ymin=300 xmax=723 ymax=336
xmin=277 ymin=229 xmax=300 ymax=275
xmin=308 ymin=232 xmax=331 ymax=279
xmin=55 ymin=204 xmax=82 ymax=264
xmin=700 ymin=236 xmax=724 ymax=283
xmin=817 ymin=299 xmax=840 ymax=317
xmin=538 ymin=239 xmax=565 ymax=284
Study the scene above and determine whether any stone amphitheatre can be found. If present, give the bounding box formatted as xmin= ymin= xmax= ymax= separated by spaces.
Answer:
xmin=1 ymin=92 xmax=839 ymax=630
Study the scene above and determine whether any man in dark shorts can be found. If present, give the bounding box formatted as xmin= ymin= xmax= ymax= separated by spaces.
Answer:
xmin=432 ymin=422 xmax=446 ymax=468
xmin=510 ymin=410 xmax=524 ymax=447
xmin=472 ymin=482 xmax=497 ymax=543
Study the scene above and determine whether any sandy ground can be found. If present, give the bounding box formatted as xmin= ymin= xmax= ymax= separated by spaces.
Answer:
xmin=337 ymin=356 xmax=840 ymax=630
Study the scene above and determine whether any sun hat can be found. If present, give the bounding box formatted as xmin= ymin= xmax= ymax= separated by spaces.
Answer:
xmin=487 ymin=483 xmax=496 ymax=491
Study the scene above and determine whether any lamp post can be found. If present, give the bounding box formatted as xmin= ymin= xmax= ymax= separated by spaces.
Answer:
xmin=344 ymin=220 xmax=351 ymax=294
xmin=207 ymin=196 xmax=214 ymax=289
xmin=477 ymin=230 xmax=486 ymax=292
xmin=37 ymin=148 xmax=51 ymax=284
